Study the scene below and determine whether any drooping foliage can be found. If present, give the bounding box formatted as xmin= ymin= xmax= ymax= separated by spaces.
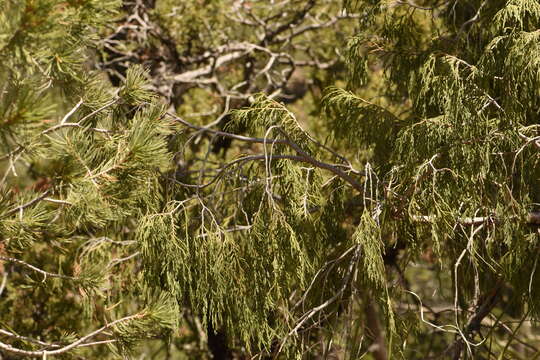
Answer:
xmin=1 ymin=0 xmax=540 ymax=359
xmin=328 ymin=0 xmax=540 ymax=357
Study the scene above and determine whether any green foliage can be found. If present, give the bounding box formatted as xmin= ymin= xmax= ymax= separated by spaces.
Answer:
xmin=320 ymin=0 xmax=540 ymax=357
xmin=2 ymin=0 xmax=540 ymax=359
xmin=0 ymin=0 xmax=177 ymax=358
xmin=322 ymin=87 xmax=399 ymax=166
xmin=231 ymin=95 xmax=315 ymax=151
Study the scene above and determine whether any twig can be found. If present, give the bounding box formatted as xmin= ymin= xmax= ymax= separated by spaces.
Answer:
xmin=0 ymin=271 xmax=8 ymax=297
xmin=43 ymin=198 xmax=72 ymax=206
xmin=0 ymin=329 xmax=61 ymax=349
xmin=446 ymin=281 xmax=502 ymax=359
xmin=168 ymin=112 xmax=289 ymax=145
xmin=276 ymin=245 xmax=361 ymax=354
xmin=393 ymin=0 xmax=443 ymax=11
xmin=412 ymin=212 xmax=540 ymax=226
xmin=107 ymin=252 xmax=140 ymax=269
xmin=4 ymin=190 xmax=51 ymax=217
xmin=41 ymin=122 xmax=111 ymax=135
xmin=60 ymin=99 xmax=84 ymax=124
xmin=0 ymin=256 xmax=77 ymax=281
xmin=0 ymin=313 xmax=143 ymax=357
xmin=167 ymin=113 xmax=365 ymax=192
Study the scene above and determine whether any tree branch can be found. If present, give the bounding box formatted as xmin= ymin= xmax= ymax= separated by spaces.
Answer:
xmin=168 ymin=112 xmax=364 ymax=192
xmin=0 ymin=256 xmax=77 ymax=281
xmin=412 ymin=212 xmax=540 ymax=226
xmin=0 ymin=313 xmax=143 ymax=357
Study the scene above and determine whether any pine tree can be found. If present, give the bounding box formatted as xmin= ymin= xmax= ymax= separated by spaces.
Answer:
xmin=1 ymin=0 xmax=540 ymax=359
xmin=0 ymin=0 xmax=179 ymax=357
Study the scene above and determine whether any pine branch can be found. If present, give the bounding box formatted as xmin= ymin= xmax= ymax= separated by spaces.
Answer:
xmin=0 ymin=313 xmax=143 ymax=357
xmin=4 ymin=190 xmax=51 ymax=217
xmin=0 ymin=256 xmax=77 ymax=281
xmin=0 ymin=329 xmax=63 ymax=349
xmin=0 ymin=102 xmax=115 ymax=163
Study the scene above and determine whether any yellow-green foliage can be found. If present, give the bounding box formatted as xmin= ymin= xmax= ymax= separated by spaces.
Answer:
xmin=2 ymin=0 xmax=540 ymax=359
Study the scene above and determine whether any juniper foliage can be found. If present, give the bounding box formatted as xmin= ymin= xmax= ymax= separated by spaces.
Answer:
xmin=1 ymin=0 xmax=540 ymax=359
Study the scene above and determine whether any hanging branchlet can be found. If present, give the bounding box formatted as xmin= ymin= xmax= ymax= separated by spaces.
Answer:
xmin=3 ymin=0 xmax=540 ymax=359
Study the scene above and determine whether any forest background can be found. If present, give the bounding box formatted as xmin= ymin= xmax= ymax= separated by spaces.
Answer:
xmin=1 ymin=0 xmax=540 ymax=359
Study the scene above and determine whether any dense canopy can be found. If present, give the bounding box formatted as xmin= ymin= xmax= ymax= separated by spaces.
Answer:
xmin=1 ymin=0 xmax=540 ymax=359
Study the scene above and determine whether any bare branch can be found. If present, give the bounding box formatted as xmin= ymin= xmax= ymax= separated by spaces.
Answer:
xmin=412 ymin=212 xmax=540 ymax=226
xmin=60 ymin=98 xmax=83 ymax=124
xmin=0 ymin=329 xmax=62 ymax=349
xmin=276 ymin=245 xmax=361 ymax=354
xmin=168 ymin=112 xmax=364 ymax=192
xmin=0 ymin=271 xmax=8 ymax=297
xmin=0 ymin=256 xmax=77 ymax=281
xmin=3 ymin=190 xmax=51 ymax=217
xmin=0 ymin=313 xmax=143 ymax=357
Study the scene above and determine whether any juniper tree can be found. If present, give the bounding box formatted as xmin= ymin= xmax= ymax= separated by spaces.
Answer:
xmin=2 ymin=0 xmax=540 ymax=359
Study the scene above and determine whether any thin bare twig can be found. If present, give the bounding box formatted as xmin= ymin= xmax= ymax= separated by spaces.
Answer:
xmin=0 ymin=271 xmax=8 ymax=297
xmin=167 ymin=113 xmax=364 ymax=192
xmin=412 ymin=212 xmax=540 ymax=226
xmin=0 ymin=313 xmax=143 ymax=357
xmin=276 ymin=245 xmax=361 ymax=354
xmin=3 ymin=190 xmax=51 ymax=217
xmin=0 ymin=256 xmax=77 ymax=281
